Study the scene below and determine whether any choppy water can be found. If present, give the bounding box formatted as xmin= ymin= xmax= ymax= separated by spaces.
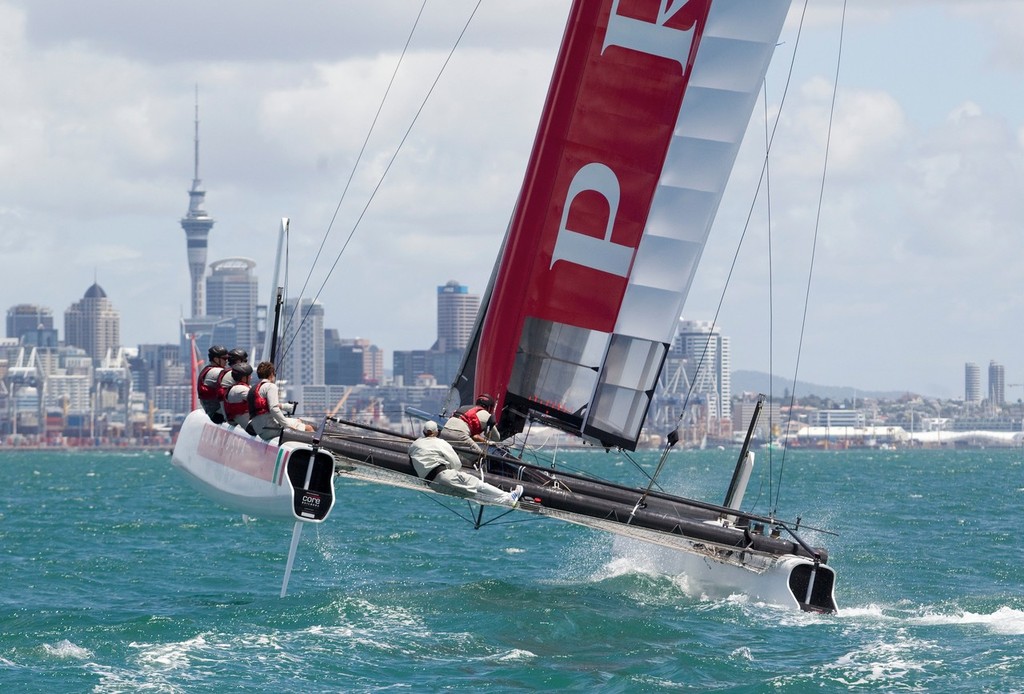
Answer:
xmin=1 ymin=446 xmax=1022 ymax=692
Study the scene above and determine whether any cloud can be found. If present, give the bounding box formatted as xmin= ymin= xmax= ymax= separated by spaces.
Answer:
xmin=1 ymin=0 xmax=1024 ymax=398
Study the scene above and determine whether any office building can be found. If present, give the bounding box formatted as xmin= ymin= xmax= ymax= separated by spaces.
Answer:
xmin=64 ymin=283 xmax=120 ymax=363
xmin=666 ymin=319 xmax=732 ymax=434
xmin=965 ymin=362 xmax=981 ymax=404
xmin=989 ymin=360 xmax=1005 ymax=406
xmin=277 ymin=298 xmax=324 ymax=386
xmin=6 ymin=304 xmax=58 ymax=348
xmin=206 ymin=257 xmax=258 ymax=351
xmin=325 ymin=333 xmax=384 ymax=386
xmin=7 ymin=304 xmax=54 ymax=339
xmin=436 ymin=280 xmax=478 ymax=353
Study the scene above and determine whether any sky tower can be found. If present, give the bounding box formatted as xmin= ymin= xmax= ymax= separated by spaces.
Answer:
xmin=180 ymin=90 xmax=215 ymax=318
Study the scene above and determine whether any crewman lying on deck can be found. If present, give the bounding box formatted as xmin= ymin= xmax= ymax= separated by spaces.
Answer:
xmin=247 ymin=361 xmax=314 ymax=441
xmin=439 ymin=394 xmax=497 ymax=463
xmin=410 ymin=420 xmax=522 ymax=506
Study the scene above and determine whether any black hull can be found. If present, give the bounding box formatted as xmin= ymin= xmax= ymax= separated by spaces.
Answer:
xmin=283 ymin=422 xmax=834 ymax=580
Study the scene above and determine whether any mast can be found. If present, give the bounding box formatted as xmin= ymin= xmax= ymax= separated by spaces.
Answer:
xmin=262 ymin=218 xmax=289 ymax=364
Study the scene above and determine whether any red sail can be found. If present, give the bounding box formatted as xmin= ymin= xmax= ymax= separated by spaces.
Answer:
xmin=466 ymin=0 xmax=791 ymax=448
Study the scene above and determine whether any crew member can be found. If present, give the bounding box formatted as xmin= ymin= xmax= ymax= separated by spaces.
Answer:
xmin=215 ymin=347 xmax=251 ymax=410
xmin=247 ymin=361 xmax=314 ymax=441
xmin=410 ymin=421 xmax=522 ymax=506
xmin=440 ymin=394 xmax=497 ymax=462
xmin=197 ymin=345 xmax=229 ymax=423
xmin=224 ymin=362 xmax=253 ymax=428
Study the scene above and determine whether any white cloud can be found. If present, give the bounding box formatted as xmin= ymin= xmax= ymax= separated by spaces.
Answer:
xmin=1 ymin=0 xmax=1024 ymax=397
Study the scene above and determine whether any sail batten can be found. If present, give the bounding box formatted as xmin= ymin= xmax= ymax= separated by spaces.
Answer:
xmin=459 ymin=0 xmax=792 ymax=449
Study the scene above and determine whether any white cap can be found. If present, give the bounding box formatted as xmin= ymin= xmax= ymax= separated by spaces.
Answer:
xmin=422 ymin=420 xmax=439 ymax=434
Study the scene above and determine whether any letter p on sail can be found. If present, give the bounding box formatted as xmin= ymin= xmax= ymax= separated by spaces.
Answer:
xmin=549 ymin=163 xmax=632 ymax=278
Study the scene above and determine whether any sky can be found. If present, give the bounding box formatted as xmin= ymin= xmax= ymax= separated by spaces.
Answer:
xmin=2 ymin=0 xmax=1024 ymax=399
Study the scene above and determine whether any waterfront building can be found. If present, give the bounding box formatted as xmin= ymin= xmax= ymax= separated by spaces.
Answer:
xmin=732 ymin=395 xmax=782 ymax=442
xmin=64 ymin=283 xmax=120 ymax=363
xmin=965 ymin=362 xmax=981 ymax=405
xmin=989 ymin=360 xmax=1005 ymax=406
xmin=133 ymin=344 xmax=185 ymax=401
xmin=206 ymin=257 xmax=259 ymax=351
xmin=810 ymin=409 xmax=867 ymax=428
xmin=661 ymin=319 xmax=732 ymax=436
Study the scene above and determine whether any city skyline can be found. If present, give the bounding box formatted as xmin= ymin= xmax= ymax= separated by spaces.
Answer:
xmin=3 ymin=2 xmax=1024 ymax=397
xmin=5 ymin=285 xmax=1022 ymax=403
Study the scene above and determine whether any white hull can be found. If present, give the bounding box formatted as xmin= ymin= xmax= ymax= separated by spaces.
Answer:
xmin=516 ymin=500 xmax=836 ymax=612
xmin=326 ymin=445 xmax=837 ymax=613
xmin=171 ymin=411 xmax=835 ymax=611
xmin=608 ymin=534 xmax=836 ymax=611
xmin=171 ymin=410 xmax=336 ymax=523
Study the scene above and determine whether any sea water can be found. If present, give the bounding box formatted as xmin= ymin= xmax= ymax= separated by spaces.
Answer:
xmin=1 ymin=446 xmax=1021 ymax=692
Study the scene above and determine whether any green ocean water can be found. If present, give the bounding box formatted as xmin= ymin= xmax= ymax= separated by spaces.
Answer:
xmin=1 ymin=446 xmax=1022 ymax=692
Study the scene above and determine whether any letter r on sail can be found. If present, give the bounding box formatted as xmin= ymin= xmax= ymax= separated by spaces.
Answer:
xmin=602 ymin=0 xmax=698 ymax=71
xmin=550 ymin=163 xmax=632 ymax=277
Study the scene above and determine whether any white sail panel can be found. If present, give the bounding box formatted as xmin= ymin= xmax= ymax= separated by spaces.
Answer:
xmin=589 ymin=0 xmax=791 ymax=443
xmin=612 ymin=0 xmax=791 ymax=346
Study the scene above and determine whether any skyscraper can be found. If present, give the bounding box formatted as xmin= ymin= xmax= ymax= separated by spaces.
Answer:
xmin=64 ymin=283 xmax=120 ymax=362
xmin=670 ymin=319 xmax=732 ymax=433
xmin=325 ymin=333 xmax=384 ymax=386
xmin=6 ymin=304 xmax=58 ymax=347
xmin=6 ymin=304 xmax=53 ymax=338
xmin=277 ymin=298 xmax=324 ymax=386
xmin=436 ymin=280 xmax=478 ymax=353
xmin=180 ymin=94 xmax=215 ymax=318
xmin=965 ymin=362 xmax=981 ymax=404
xmin=988 ymin=360 xmax=1005 ymax=406
xmin=206 ymin=257 xmax=258 ymax=351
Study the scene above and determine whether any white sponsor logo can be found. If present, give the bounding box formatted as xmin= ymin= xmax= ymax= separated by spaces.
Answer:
xmin=550 ymin=1 xmax=698 ymax=277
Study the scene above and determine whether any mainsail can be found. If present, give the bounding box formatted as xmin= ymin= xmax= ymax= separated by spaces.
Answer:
xmin=456 ymin=0 xmax=792 ymax=449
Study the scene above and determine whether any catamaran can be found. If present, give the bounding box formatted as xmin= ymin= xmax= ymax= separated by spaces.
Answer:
xmin=172 ymin=0 xmax=838 ymax=612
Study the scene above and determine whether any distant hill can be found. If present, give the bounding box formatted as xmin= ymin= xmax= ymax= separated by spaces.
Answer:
xmin=731 ymin=370 xmax=918 ymax=402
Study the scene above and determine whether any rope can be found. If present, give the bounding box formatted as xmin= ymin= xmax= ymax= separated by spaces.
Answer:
xmin=280 ymin=0 xmax=485 ymax=359
xmin=774 ymin=0 xmax=847 ymax=513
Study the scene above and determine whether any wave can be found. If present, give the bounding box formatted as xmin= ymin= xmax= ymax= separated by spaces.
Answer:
xmin=42 ymin=640 xmax=92 ymax=660
xmin=910 ymin=605 xmax=1024 ymax=635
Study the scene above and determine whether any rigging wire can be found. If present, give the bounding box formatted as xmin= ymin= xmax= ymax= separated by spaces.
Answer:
xmin=288 ymin=0 xmax=429 ymax=329
xmin=773 ymin=0 xmax=847 ymax=514
xmin=280 ymin=0 xmax=485 ymax=359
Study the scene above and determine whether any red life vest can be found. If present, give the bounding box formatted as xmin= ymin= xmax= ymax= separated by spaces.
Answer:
xmin=196 ymin=364 xmax=223 ymax=401
xmin=459 ymin=406 xmax=488 ymax=437
xmin=224 ymin=386 xmax=250 ymax=419
xmin=215 ymin=369 xmax=233 ymax=400
xmin=247 ymin=382 xmax=270 ymax=418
